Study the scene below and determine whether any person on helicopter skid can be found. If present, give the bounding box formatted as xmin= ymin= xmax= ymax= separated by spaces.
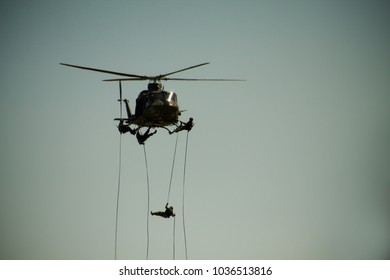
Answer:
xmin=136 ymin=127 xmax=157 ymax=145
xmin=117 ymin=120 xmax=136 ymax=135
xmin=170 ymin=117 xmax=194 ymax=134
xmin=151 ymin=203 xmax=176 ymax=218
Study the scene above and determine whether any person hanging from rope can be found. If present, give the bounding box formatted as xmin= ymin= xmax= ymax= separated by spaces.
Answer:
xmin=136 ymin=127 xmax=157 ymax=145
xmin=151 ymin=203 xmax=176 ymax=218
xmin=117 ymin=120 xmax=136 ymax=135
xmin=169 ymin=117 xmax=194 ymax=134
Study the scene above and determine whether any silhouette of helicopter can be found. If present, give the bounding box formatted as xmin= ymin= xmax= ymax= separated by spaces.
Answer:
xmin=60 ymin=62 xmax=243 ymax=143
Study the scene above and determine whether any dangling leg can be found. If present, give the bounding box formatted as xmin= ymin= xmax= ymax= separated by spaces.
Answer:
xmin=151 ymin=210 xmax=167 ymax=217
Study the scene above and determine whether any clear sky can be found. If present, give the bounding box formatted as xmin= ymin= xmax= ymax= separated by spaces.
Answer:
xmin=1 ymin=0 xmax=389 ymax=260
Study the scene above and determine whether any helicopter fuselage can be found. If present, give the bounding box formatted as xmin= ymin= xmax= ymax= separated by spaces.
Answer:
xmin=125 ymin=89 xmax=180 ymax=128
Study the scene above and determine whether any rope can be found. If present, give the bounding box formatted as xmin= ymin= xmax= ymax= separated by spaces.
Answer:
xmin=143 ymin=144 xmax=150 ymax=260
xmin=173 ymin=216 xmax=176 ymax=260
xmin=114 ymin=81 xmax=123 ymax=260
xmin=167 ymin=133 xmax=179 ymax=203
xmin=119 ymin=81 xmax=123 ymax=118
xmin=114 ymin=135 xmax=122 ymax=259
xmin=182 ymin=131 xmax=190 ymax=260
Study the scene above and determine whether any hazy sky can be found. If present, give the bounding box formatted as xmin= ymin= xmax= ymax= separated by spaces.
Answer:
xmin=1 ymin=0 xmax=389 ymax=260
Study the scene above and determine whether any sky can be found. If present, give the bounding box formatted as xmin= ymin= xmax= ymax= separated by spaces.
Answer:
xmin=1 ymin=0 xmax=389 ymax=260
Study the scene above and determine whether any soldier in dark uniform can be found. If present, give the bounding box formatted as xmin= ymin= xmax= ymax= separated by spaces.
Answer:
xmin=136 ymin=127 xmax=157 ymax=145
xmin=151 ymin=203 xmax=176 ymax=218
xmin=117 ymin=120 xmax=136 ymax=135
xmin=170 ymin=117 xmax=194 ymax=134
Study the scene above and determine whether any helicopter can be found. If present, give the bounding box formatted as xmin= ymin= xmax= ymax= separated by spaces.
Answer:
xmin=60 ymin=62 xmax=243 ymax=143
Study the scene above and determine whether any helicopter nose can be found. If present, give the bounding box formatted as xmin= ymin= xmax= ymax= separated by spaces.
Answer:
xmin=152 ymin=100 xmax=164 ymax=106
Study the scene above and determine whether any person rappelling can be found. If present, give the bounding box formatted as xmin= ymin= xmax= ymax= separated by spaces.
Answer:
xmin=151 ymin=203 xmax=176 ymax=218
xmin=117 ymin=120 xmax=136 ymax=135
xmin=170 ymin=117 xmax=194 ymax=134
xmin=136 ymin=127 xmax=157 ymax=145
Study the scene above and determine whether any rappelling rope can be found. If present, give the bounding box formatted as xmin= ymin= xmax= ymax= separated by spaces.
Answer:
xmin=114 ymin=81 xmax=123 ymax=260
xmin=143 ymin=144 xmax=151 ymax=260
xmin=182 ymin=131 xmax=190 ymax=260
xmin=167 ymin=133 xmax=179 ymax=203
xmin=114 ymin=135 xmax=122 ymax=260
xmin=173 ymin=216 xmax=176 ymax=260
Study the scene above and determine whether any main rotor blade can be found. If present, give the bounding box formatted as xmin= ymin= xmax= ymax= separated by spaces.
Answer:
xmin=160 ymin=62 xmax=210 ymax=78
xmin=164 ymin=78 xmax=246 ymax=81
xmin=103 ymin=78 xmax=147 ymax=82
xmin=60 ymin=63 xmax=148 ymax=79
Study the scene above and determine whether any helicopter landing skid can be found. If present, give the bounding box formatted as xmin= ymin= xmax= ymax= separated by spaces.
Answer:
xmin=115 ymin=117 xmax=194 ymax=145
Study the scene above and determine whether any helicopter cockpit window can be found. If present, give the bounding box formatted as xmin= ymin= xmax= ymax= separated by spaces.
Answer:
xmin=153 ymin=92 xmax=165 ymax=101
xmin=166 ymin=91 xmax=177 ymax=105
